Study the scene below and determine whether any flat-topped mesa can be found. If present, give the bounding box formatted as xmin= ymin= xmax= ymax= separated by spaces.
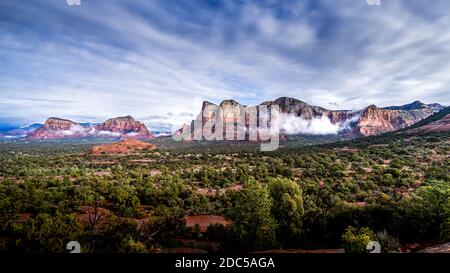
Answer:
xmin=27 ymin=117 xmax=81 ymax=139
xmin=43 ymin=117 xmax=77 ymax=130
xmin=94 ymin=116 xmax=153 ymax=139
xmin=26 ymin=116 xmax=154 ymax=140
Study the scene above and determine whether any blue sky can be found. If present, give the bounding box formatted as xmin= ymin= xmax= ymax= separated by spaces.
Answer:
xmin=1 ymin=0 xmax=450 ymax=131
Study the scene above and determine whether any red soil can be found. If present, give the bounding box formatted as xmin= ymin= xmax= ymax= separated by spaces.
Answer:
xmin=184 ymin=215 xmax=230 ymax=232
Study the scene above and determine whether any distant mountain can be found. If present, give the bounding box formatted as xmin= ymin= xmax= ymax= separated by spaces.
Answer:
xmin=383 ymin=100 xmax=444 ymax=111
xmin=0 ymin=123 xmax=43 ymax=139
xmin=0 ymin=124 xmax=20 ymax=133
xmin=177 ymin=97 xmax=444 ymax=139
xmin=403 ymin=106 xmax=450 ymax=134
xmin=26 ymin=116 xmax=154 ymax=140
xmin=1 ymin=98 xmax=445 ymax=141
xmin=151 ymin=130 xmax=172 ymax=137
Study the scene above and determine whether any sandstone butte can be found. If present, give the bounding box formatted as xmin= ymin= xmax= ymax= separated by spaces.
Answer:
xmin=90 ymin=138 xmax=157 ymax=155
xmin=28 ymin=115 xmax=154 ymax=140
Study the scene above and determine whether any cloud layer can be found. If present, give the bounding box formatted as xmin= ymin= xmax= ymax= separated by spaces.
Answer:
xmin=1 ymin=0 xmax=450 ymax=130
xmin=280 ymin=114 xmax=341 ymax=135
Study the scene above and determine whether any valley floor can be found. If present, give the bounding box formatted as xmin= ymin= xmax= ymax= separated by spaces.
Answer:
xmin=0 ymin=131 xmax=449 ymax=253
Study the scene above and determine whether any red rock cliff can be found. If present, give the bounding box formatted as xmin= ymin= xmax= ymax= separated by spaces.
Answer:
xmin=94 ymin=116 xmax=153 ymax=139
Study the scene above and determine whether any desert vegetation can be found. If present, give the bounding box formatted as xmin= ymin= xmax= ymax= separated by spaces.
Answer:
xmin=0 ymin=131 xmax=449 ymax=253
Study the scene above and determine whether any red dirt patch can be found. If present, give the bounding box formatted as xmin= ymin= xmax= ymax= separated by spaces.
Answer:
xmin=416 ymin=243 xmax=450 ymax=253
xmin=94 ymin=171 xmax=111 ymax=176
xmin=401 ymin=241 xmax=441 ymax=253
xmin=196 ymin=188 xmax=216 ymax=197
xmin=19 ymin=213 xmax=32 ymax=222
xmin=76 ymin=205 xmax=112 ymax=230
xmin=225 ymin=184 xmax=243 ymax=192
xmin=346 ymin=201 xmax=368 ymax=207
xmin=185 ymin=215 xmax=229 ymax=232
xmin=149 ymin=170 xmax=162 ymax=176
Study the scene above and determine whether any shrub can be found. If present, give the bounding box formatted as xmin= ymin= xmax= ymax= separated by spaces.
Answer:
xmin=375 ymin=230 xmax=400 ymax=253
xmin=342 ymin=226 xmax=374 ymax=253
xmin=206 ymin=223 xmax=227 ymax=241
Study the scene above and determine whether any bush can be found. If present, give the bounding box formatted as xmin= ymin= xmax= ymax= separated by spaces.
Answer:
xmin=375 ymin=230 xmax=400 ymax=253
xmin=206 ymin=223 xmax=227 ymax=241
xmin=127 ymin=239 xmax=148 ymax=253
xmin=11 ymin=213 xmax=81 ymax=253
xmin=342 ymin=226 xmax=374 ymax=253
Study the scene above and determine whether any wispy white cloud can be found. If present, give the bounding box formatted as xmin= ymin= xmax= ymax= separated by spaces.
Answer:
xmin=280 ymin=114 xmax=340 ymax=135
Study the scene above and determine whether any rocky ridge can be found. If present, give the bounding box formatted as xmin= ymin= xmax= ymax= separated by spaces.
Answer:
xmin=177 ymin=97 xmax=443 ymax=138
xmin=27 ymin=116 xmax=153 ymax=140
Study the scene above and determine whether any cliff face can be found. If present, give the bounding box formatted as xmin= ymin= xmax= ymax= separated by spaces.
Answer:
xmin=356 ymin=105 xmax=434 ymax=136
xmin=195 ymin=100 xmax=246 ymax=140
xmin=272 ymin=97 xmax=327 ymax=118
xmin=326 ymin=111 xmax=356 ymax=125
xmin=94 ymin=116 xmax=153 ymax=139
xmin=42 ymin=118 xmax=75 ymax=130
xmin=27 ymin=116 xmax=154 ymax=140
xmin=28 ymin=118 xmax=82 ymax=139
xmin=261 ymin=97 xmax=359 ymax=126
xmin=177 ymin=97 xmax=440 ymax=139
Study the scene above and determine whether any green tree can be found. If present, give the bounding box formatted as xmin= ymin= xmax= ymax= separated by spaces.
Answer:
xmin=12 ymin=213 xmax=81 ymax=253
xmin=395 ymin=183 xmax=450 ymax=241
xmin=141 ymin=205 xmax=186 ymax=248
xmin=268 ymin=178 xmax=304 ymax=246
xmin=83 ymin=216 xmax=141 ymax=253
xmin=225 ymin=180 xmax=277 ymax=251
xmin=440 ymin=196 xmax=450 ymax=241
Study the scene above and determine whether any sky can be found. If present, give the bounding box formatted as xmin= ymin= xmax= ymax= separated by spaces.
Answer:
xmin=1 ymin=0 xmax=450 ymax=131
